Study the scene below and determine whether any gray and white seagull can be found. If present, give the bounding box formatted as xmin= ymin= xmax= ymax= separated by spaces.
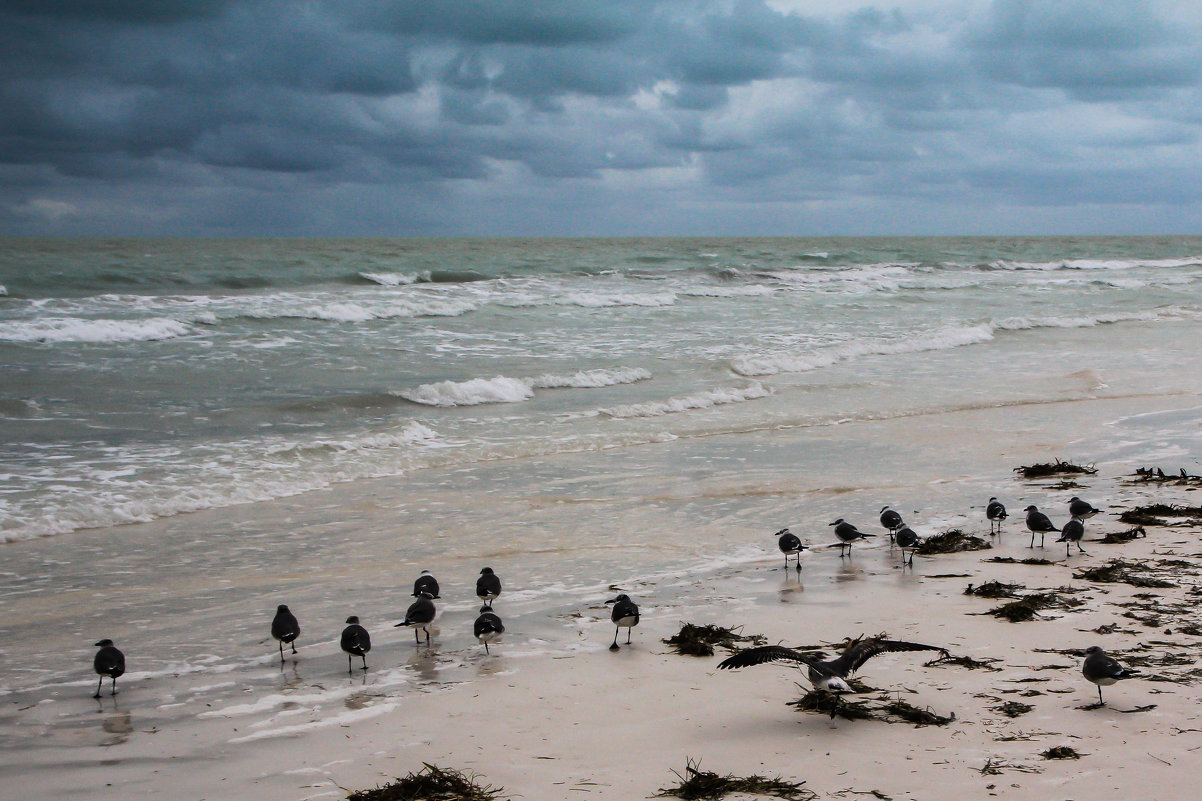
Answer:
xmin=717 ymin=634 xmax=947 ymax=693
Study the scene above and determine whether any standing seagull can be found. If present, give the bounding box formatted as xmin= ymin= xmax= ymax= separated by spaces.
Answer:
xmin=92 ymin=639 xmax=125 ymax=698
xmin=986 ymin=497 xmax=1008 ymax=536
xmin=340 ymin=615 xmax=371 ymax=673
xmin=605 ymin=594 xmax=640 ymax=651
xmin=412 ymin=570 xmax=441 ymax=599
xmin=395 ymin=591 xmax=437 ymax=645
xmin=775 ymin=527 xmax=807 ymax=570
xmin=1023 ymin=505 xmax=1060 ymax=548
xmin=271 ymin=604 xmax=301 ymax=663
xmin=879 ymin=506 xmax=905 ymax=543
xmin=476 ymin=567 xmax=502 ymax=612
xmin=895 ymin=525 xmax=922 ymax=566
xmin=1056 ymin=517 xmax=1087 ymax=557
xmin=717 ymin=634 xmax=947 ymax=693
xmin=473 ymin=611 xmax=505 ymax=655
xmin=829 ymin=518 xmax=875 ymax=557
xmin=1082 ymin=645 xmax=1139 ymax=706
xmin=1069 ymin=497 xmax=1101 ymax=520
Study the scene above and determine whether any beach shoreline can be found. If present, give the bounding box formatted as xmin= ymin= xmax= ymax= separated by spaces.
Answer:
xmin=3 ymin=385 xmax=1202 ymax=801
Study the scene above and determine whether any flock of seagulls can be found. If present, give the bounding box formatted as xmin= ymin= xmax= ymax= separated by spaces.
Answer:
xmin=90 ymin=492 xmax=1142 ymax=709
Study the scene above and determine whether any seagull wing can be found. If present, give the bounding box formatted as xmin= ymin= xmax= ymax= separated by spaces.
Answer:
xmin=836 ymin=638 xmax=948 ymax=673
xmin=717 ymin=645 xmax=821 ymax=670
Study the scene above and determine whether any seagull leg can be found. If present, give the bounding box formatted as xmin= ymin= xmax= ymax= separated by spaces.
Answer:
xmin=347 ymin=655 xmax=353 ymax=675
xmin=278 ymin=641 xmax=285 ymax=663
xmin=111 ymin=677 xmax=118 ymax=696
xmin=610 ymin=627 xmax=620 ymax=651
xmin=484 ymin=641 xmax=491 ymax=655
xmin=626 ymin=628 xmax=632 ymax=645
xmin=291 ymin=642 xmax=297 ymax=654
xmin=1098 ymin=685 xmax=1105 ymax=706
xmin=94 ymin=677 xmax=103 ymax=699
xmin=361 ymin=655 xmax=368 ymax=671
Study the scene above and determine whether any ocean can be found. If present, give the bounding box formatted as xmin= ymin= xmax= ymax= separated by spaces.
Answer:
xmin=2 ymin=236 xmax=1202 ymax=764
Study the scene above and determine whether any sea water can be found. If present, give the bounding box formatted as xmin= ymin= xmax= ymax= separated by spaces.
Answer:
xmin=1 ymin=236 xmax=1201 ymax=755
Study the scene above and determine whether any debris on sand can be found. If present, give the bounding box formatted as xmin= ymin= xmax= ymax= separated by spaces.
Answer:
xmin=1041 ymin=746 xmax=1083 ymax=760
xmin=790 ymin=690 xmax=952 ymax=726
xmin=1101 ymin=526 xmax=1147 ymax=544
xmin=1118 ymin=504 xmax=1202 ymax=528
xmin=1074 ymin=559 xmax=1176 ymax=589
xmin=1129 ymin=467 xmax=1202 ymax=486
xmin=926 ymin=652 xmax=1003 ymax=671
xmin=982 ymin=591 xmax=1083 ymax=623
xmin=914 ymin=530 xmax=991 ymax=555
xmin=995 ymin=701 xmax=1034 ymax=718
xmin=656 ymin=759 xmax=817 ymax=800
xmin=1013 ymin=459 xmax=1097 ymax=479
xmin=965 ymin=580 xmax=1025 ymax=598
xmin=984 ymin=556 xmax=1055 ymax=566
xmin=663 ymin=623 xmax=766 ymax=657
xmin=347 ymin=764 xmax=505 ymax=801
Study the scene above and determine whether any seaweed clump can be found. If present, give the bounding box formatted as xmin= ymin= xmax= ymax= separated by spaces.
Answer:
xmin=965 ymin=580 xmax=1024 ymax=598
xmin=790 ymin=690 xmax=952 ymax=726
xmin=983 ymin=591 xmax=1082 ymax=623
xmin=1101 ymin=526 xmax=1147 ymax=544
xmin=348 ymin=764 xmax=505 ymax=801
xmin=663 ymin=623 xmax=765 ymax=657
xmin=1074 ymin=559 xmax=1176 ymax=589
xmin=1129 ymin=467 xmax=1202 ymax=486
xmin=1118 ymin=504 xmax=1202 ymax=528
xmin=995 ymin=701 xmax=1034 ymax=718
xmin=984 ymin=556 xmax=1055 ymax=566
xmin=914 ymin=529 xmax=991 ymax=555
xmin=656 ymin=759 xmax=816 ymax=801
xmin=1041 ymin=746 xmax=1083 ymax=760
xmin=1014 ymin=459 xmax=1097 ymax=479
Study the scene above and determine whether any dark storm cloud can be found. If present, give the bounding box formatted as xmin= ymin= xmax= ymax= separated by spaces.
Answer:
xmin=2 ymin=0 xmax=1202 ymax=236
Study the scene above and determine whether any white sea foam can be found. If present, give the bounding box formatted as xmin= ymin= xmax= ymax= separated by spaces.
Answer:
xmin=0 ymin=316 xmax=193 ymax=343
xmin=990 ymin=257 xmax=1202 ymax=271
xmin=599 ymin=383 xmax=771 ymax=418
xmin=526 ymin=367 xmax=651 ymax=389
xmin=397 ymin=368 xmax=651 ymax=406
xmin=680 ymin=285 xmax=778 ymax=298
xmin=227 ymin=703 xmax=400 ymax=744
xmin=397 ymin=376 xmax=535 ymax=407
xmin=359 ymin=271 xmax=422 ymax=285
xmin=560 ymin=291 xmax=677 ymax=308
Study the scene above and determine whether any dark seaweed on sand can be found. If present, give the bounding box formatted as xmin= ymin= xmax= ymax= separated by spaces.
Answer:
xmin=926 ymin=652 xmax=1003 ymax=671
xmin=983 ymin=591 xmax=1082 ymax=622
xmin=984 ymin=556 xmax=1055 ymax=566
xmin=1118 ymin=504 xmax=1202 ymax=527
xmin=1013 ymin=459 xmax=1097 ymax=479
xmin=656 ymin=759 xmax=816 ymax=801
xmin=1074 ymin=559 xmax=1176 ymax=588
xmin=914 ymin=530 xmax=991 ymax=555
xmin=1101 ymin=526 xmax=1147 ymax=544
xmin=663 ymin=623 xmax=766 ymax=657
xmin=995 ymin=701 xmax=1034 ymax=718
xmin=1041 ymin=746 xmax=1083 ymax=760
xmin=1129 ymin=466 xmax=1202 ymax=486
xmin=790 ymin=690 xmax=952 ymax=726
xmin=965 ymin=580 xmax=1025 ymax=598
xmin=347 ymin=764 xmax=505 ymax=801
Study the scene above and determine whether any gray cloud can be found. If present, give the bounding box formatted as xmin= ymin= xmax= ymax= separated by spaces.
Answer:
xmin=2 ymin=0 xmax=1202 ymax=236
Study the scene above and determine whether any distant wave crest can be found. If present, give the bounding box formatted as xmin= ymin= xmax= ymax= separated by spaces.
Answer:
xmin=600 ymin=383 xmax=771 ymax=418
xmin=396 ymin=367 xmax=652 ymax=407
xmin=0 ymin=316 xmax=193 ymax=344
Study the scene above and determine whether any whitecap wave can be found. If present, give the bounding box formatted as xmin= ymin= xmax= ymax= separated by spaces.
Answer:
xmin=989 ymin=257 xmax=1202 ymax=271
xmin=526 ymin=367 xmax=651 ymax=389
xmin=0 ymin=316 xmax=193 ymax=344
xmin=358 ymin=271 xmax=423 ymax=286
xmin=560 ymin=292 xmax=677 ymax=308
xmin=397 ymin=368 xmax=652 ymax=406
xmin=600 ymin=383 xmax=771 ymax=418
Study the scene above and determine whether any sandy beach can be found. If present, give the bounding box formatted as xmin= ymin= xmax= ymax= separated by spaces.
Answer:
xmin=4 ymin=388 xmax=1202 ymax=801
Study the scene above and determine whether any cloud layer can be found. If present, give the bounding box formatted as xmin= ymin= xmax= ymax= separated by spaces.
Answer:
xmin=3 ymin=0 xmax=1202 ymax=236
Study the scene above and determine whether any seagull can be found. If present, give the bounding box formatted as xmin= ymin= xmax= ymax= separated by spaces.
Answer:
xmin=1023 ymin=505 xmax=1060 ymax=548
xmin=395 ymin=591 xmax=437 ymax=645
xmin=412 ymin=570 xmax=441 ymax=599
xmin=1069 ymin=497 xmax=1101 ymax=520
xmin=717 ymin=634 xmax=948 ymax=693
xmin=986 ymin=497 xmax=1008 ymax=535
xmin=271 ymin=604 xmax=301 ymax=663
xmin=895 ymin=525 xmax=922 ymax=566
xmin=1082 ymin=645 xmax=1139 ymax=705
xmin=473 ymin=611 xmax=505 ymax=655
xmin=879 ymin=506 xmax=905 ymax=543
xmin=775 ymin=527 xmax=807 ymax=570
xmin=1056 ymin=517 xmax=1087 ymax=557
xmin=476 ymin=567 xmax=502 ymax=612
xmin=340 ymin=615 xmax=371 ymax=673
xmin=829 ymin=518 xmax=875 ymax=557
xmin=92 ymin=639 xmax=125 ymax=698
xmin=605 ymin=594 xmax=640 ymax=651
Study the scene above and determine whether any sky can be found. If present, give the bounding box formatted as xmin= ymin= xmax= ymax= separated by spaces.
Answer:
xmin=3 ymin=0 xmax=1202 ymax=238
